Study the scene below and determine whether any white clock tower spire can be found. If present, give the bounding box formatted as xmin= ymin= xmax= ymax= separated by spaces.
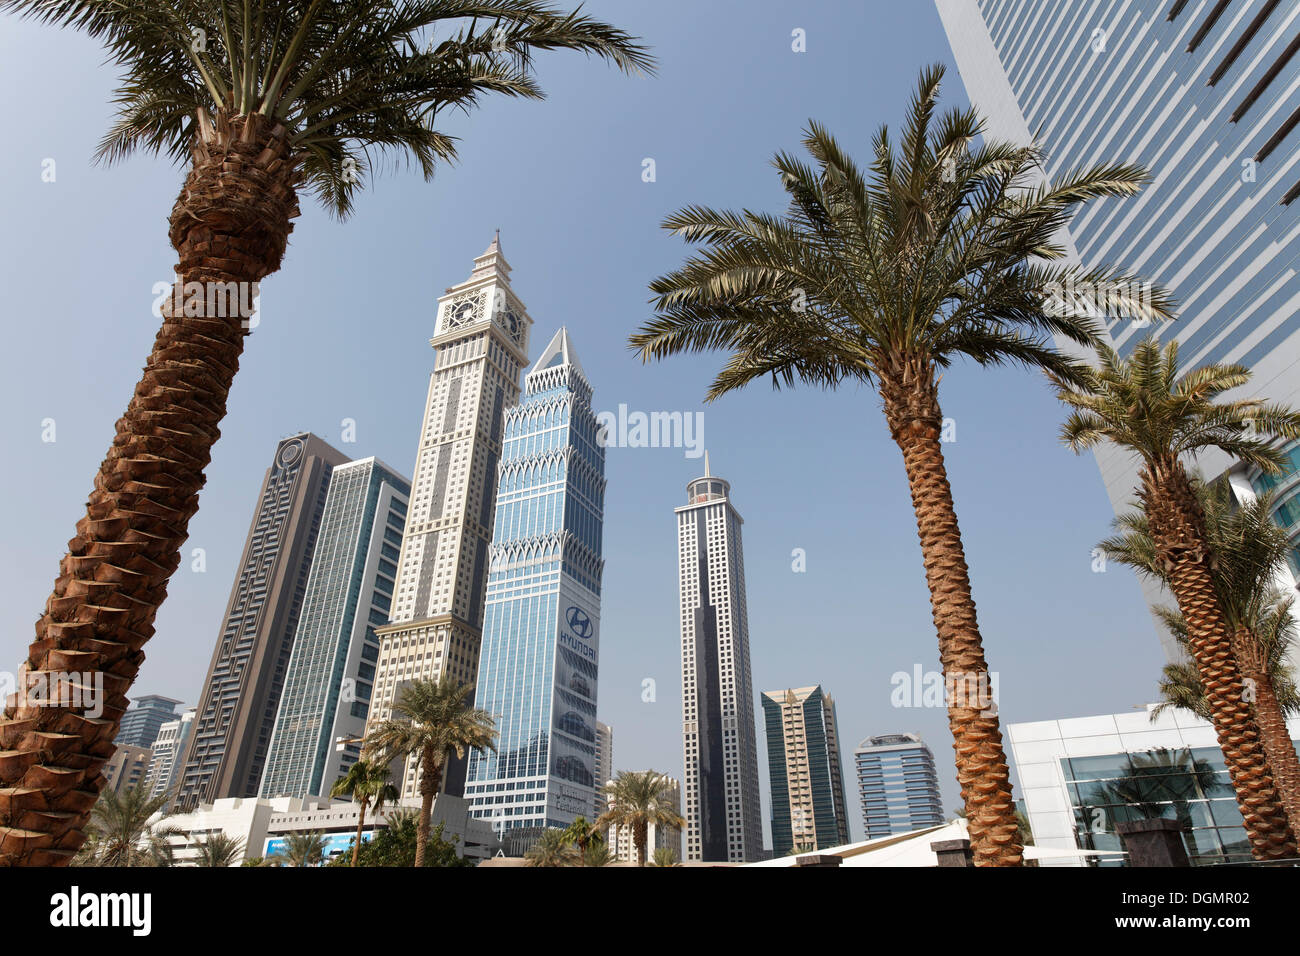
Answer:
xmin=366 ymin=235 xmax=533 ymax=800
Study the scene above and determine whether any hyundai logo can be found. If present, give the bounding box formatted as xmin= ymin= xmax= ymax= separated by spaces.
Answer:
xmin=566 ymin=605 xmax=593 ymax=639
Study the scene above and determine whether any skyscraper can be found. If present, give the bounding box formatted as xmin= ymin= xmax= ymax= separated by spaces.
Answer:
xmin=366 ymin=235 xmax=532 ymax=801
xmin=854 ymin=733 xmax=945 ymax=840
xmin=761 ymin=685 xmax=850 ymax=856
xmin=178 ymin=433 xmax=349 ymax=806
xmin=465 ymin=328 xmax=606 ymax=834
xmin=103 ymin=745 xmax=153 ymax=795
xmin=936 ymin=0 xmax=1300 ymax=661
xmin=259 ymin=458 xmax=411 ymax=799
xmin=146 ymin=707 xmax=194 ymax=802
xmin=115 ymin=694 xmax=182 ymax=749
xmin=676 ymin=456 xmax=763 ymax=862
xmin=593 ymin=720 xmax=613 ymax=817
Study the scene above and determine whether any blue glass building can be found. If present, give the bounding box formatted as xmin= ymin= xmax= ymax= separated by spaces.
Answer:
xmin=854 ymin=733 xmax=945 ymax=840
xmin=938 ymin=0 xmax=1300 ymax=663
xmin=465 ymin=328 xmax=606 ymax=833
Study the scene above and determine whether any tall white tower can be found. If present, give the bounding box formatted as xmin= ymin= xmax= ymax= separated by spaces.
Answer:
xmin=676 ymin=456 xmax=763 ymax=862
xmin=366 ymin=234 xmax=532 ymax=800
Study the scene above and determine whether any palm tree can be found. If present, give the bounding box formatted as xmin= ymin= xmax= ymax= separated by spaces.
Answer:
xmin=191 ymin=831 xmax=245 ymax=867
xmin=365 ymin=675 xmax=496 ymax=866
xmin=1014 ymin=807 xmax=1034 ymax=848
xmin=1055 ymin=337 xmax=1300 ymax=859
xmin=596 ymin=771 xmax=684 ymax=867
xmin=583 ymin=840 xmax=613 ymax=867
xmin=331 ymin=755 xmax=400 ymax=867
xmin=267 ymin=830 xmax=328 ymax=867
xmin=560 ymin=815 xmax=599 ymax=853
xmin=1100 ymin=480 xmax=1300 ymax=829
xmin=629 ymin=65 xmax=1170 ymax=866
xmin=0 ymin=0 xmax=651 ymax=867
xmin=650 ymin=846 xmax=679 ymax=867
xmin=524 ymin=828 xmax=581 ymax=867
xmin=1154 ymin=607 xmax=1300 ymax=724
xmin=73 ymin=786 xmax=182 ymax=866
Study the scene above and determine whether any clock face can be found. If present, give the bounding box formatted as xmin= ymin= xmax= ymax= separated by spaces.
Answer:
xmin=503 ymin=309 xmax=523 ymax=342
xmin=441 ymin=295 xmax=483 ymax=332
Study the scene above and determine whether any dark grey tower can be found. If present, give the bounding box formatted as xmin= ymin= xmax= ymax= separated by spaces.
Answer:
xmin=676 ymin=454 xmax=762 ymax=862
xmin=177 ymin=433 xmax=349 ymax=806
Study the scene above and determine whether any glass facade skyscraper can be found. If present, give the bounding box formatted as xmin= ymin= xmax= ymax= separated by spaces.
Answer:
xmin=259 ymin=458 xmax=410 ymax=800
xmin=466 ymin=328 xmax=606 ymax=834
xmin=761 ymin=685 xmax=850 ymax=856
xmin=115 ymin=694 xmax=182 ymax=749
xmin=937 ymin=0 xmax=1300 ymax=664
xmin=854 ymin=733 xmax=945 ymax=839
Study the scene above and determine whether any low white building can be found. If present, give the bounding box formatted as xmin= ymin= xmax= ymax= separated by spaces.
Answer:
xmin=156 ymin=794 xmax=500 ymax=865
xmin=1008 ymin=705 xmax=1300 ymax=867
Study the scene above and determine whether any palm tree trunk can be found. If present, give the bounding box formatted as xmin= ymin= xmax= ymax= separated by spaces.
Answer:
xmin=0 ymin=110 xmax=300 ymax=867
xmin=635 ymin=820 xmax=648 ymax=867
xmin=352 ymin=798 xmax=369 ymax=868
xmin=415 ymin=750 xmax=443 ymax=868
xmin=415 ymin=788 xmax=434 ymax=868
xmin=1145 ymin=469 xmax=1297 ymax=859
xmin=881 ymin=361 xmax=1022 ymax=866
xmin=1234 ymin=630 xmax=1300 ymax=832
xmin=1253 ymin=675 xmax=1300 ymax=831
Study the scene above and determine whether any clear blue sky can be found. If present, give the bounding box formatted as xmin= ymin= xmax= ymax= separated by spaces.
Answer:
xmin=0 ymin=0 xmax=1167 ymax=843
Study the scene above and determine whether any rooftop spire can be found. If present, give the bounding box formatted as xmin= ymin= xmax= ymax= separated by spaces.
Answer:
xmin=704 ymin=450 xmax=710 ymax=477
xmin=469 ymin=230 xmax=511 ymax=280
xmin=528 ymin=325 xmax=587 ymax=379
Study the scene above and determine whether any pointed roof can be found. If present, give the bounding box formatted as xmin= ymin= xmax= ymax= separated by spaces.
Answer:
xmin=469 ymin=229 xmax=511 ymax=280
xmin=529 ymin=326 xmax=586 ymax=378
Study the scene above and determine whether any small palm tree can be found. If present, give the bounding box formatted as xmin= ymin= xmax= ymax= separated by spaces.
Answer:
xmin=74 ymin=786 xmax=182 ymax=867
xmin=561 ymin=815 xmax=599 ymax=852
xmin=583 ymin=840 xmax=613 ymax=868
xmin=365 ymin=676 xmax=497 ymax=866
xmin=267 ymin=831 xmax=328 ymax=867
xmin=524 ymin=828 xmax=581 ymax=867
xmin=331 ymin=755 xmax=400 ymax=868
xmin=650 ymin=846 xmax=680 ymax=867
xmin=596 ymin=771 xmax=684 ymax=867
xmin=1101 ymin=480 xmax=1300 ymax=829
xmin=1014 ymin=808 xmax=1035 ymax=849
xmin=0 ymin=0 xmax=651 ymax=866
xmin=191 ymin=832 xmax=245 ymax=867
xmin=1056 ymin=337 xmax=1300 ymax=859
xmin=630 ymin=65 xmax=1170 ymax=866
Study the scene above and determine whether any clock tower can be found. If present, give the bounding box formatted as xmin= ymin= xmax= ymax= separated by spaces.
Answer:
xmin=366 ymin=233 xmax=533 ymax=800
xmin=432 ymin=230 xmax=531 ymax=359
